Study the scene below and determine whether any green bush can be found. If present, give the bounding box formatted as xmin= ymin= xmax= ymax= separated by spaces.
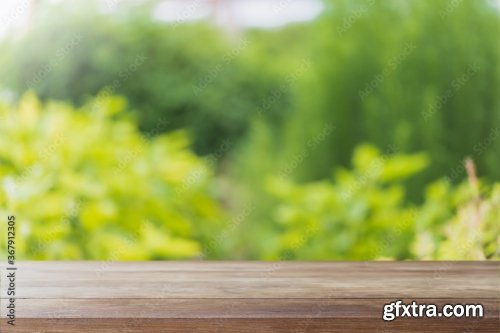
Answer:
xmin=261 ymin=144 xmax=429 ymax=260
xmin=414 ymin=179 xmax=500 ymax=260
xmin=0 ymin=94 xmax=223 ymax=259
xmin=233 ymin=144 xmax=498 ymax=260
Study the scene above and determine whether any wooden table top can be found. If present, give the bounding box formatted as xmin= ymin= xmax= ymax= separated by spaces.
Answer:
xmin=0 ymin=261 xmax=498 ymax=332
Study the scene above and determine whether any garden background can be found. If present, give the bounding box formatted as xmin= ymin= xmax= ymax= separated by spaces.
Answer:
xmin=0 ymin=0 xmax=498 ymax=260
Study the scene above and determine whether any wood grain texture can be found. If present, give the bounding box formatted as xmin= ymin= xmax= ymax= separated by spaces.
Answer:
xmin=0 ymin=261 xmax=498 ymax=332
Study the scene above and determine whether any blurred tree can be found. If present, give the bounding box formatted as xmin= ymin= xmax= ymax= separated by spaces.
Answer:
xmin=280 ymin=0 xmax=499 ymax=196
xmin=0 ymin=1 xmax=290 ymax=155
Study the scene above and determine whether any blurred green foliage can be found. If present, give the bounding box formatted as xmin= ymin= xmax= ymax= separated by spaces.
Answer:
xmin=0 ymin=2 xmax=290 ymax=155
xmin=0 ymin=0 xmax=498 ymax=260
xmin=273 ymin=0 xmax=500 ymax=193
xmin=225 ymin=145 xmax=498 ymax=260
xmin=264 ymin=145 xmax=429 ymax=260
xmin=224 ymin=0 xmax=499 ymax=259
xmin=414 ymin=180 xmax=500 ymax=259
xmin=0 ymin=94 xmax=223 ymax=259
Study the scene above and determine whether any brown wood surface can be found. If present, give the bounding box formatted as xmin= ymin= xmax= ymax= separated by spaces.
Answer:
xmin=0 ymin=261 xmax=498 ymax=332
